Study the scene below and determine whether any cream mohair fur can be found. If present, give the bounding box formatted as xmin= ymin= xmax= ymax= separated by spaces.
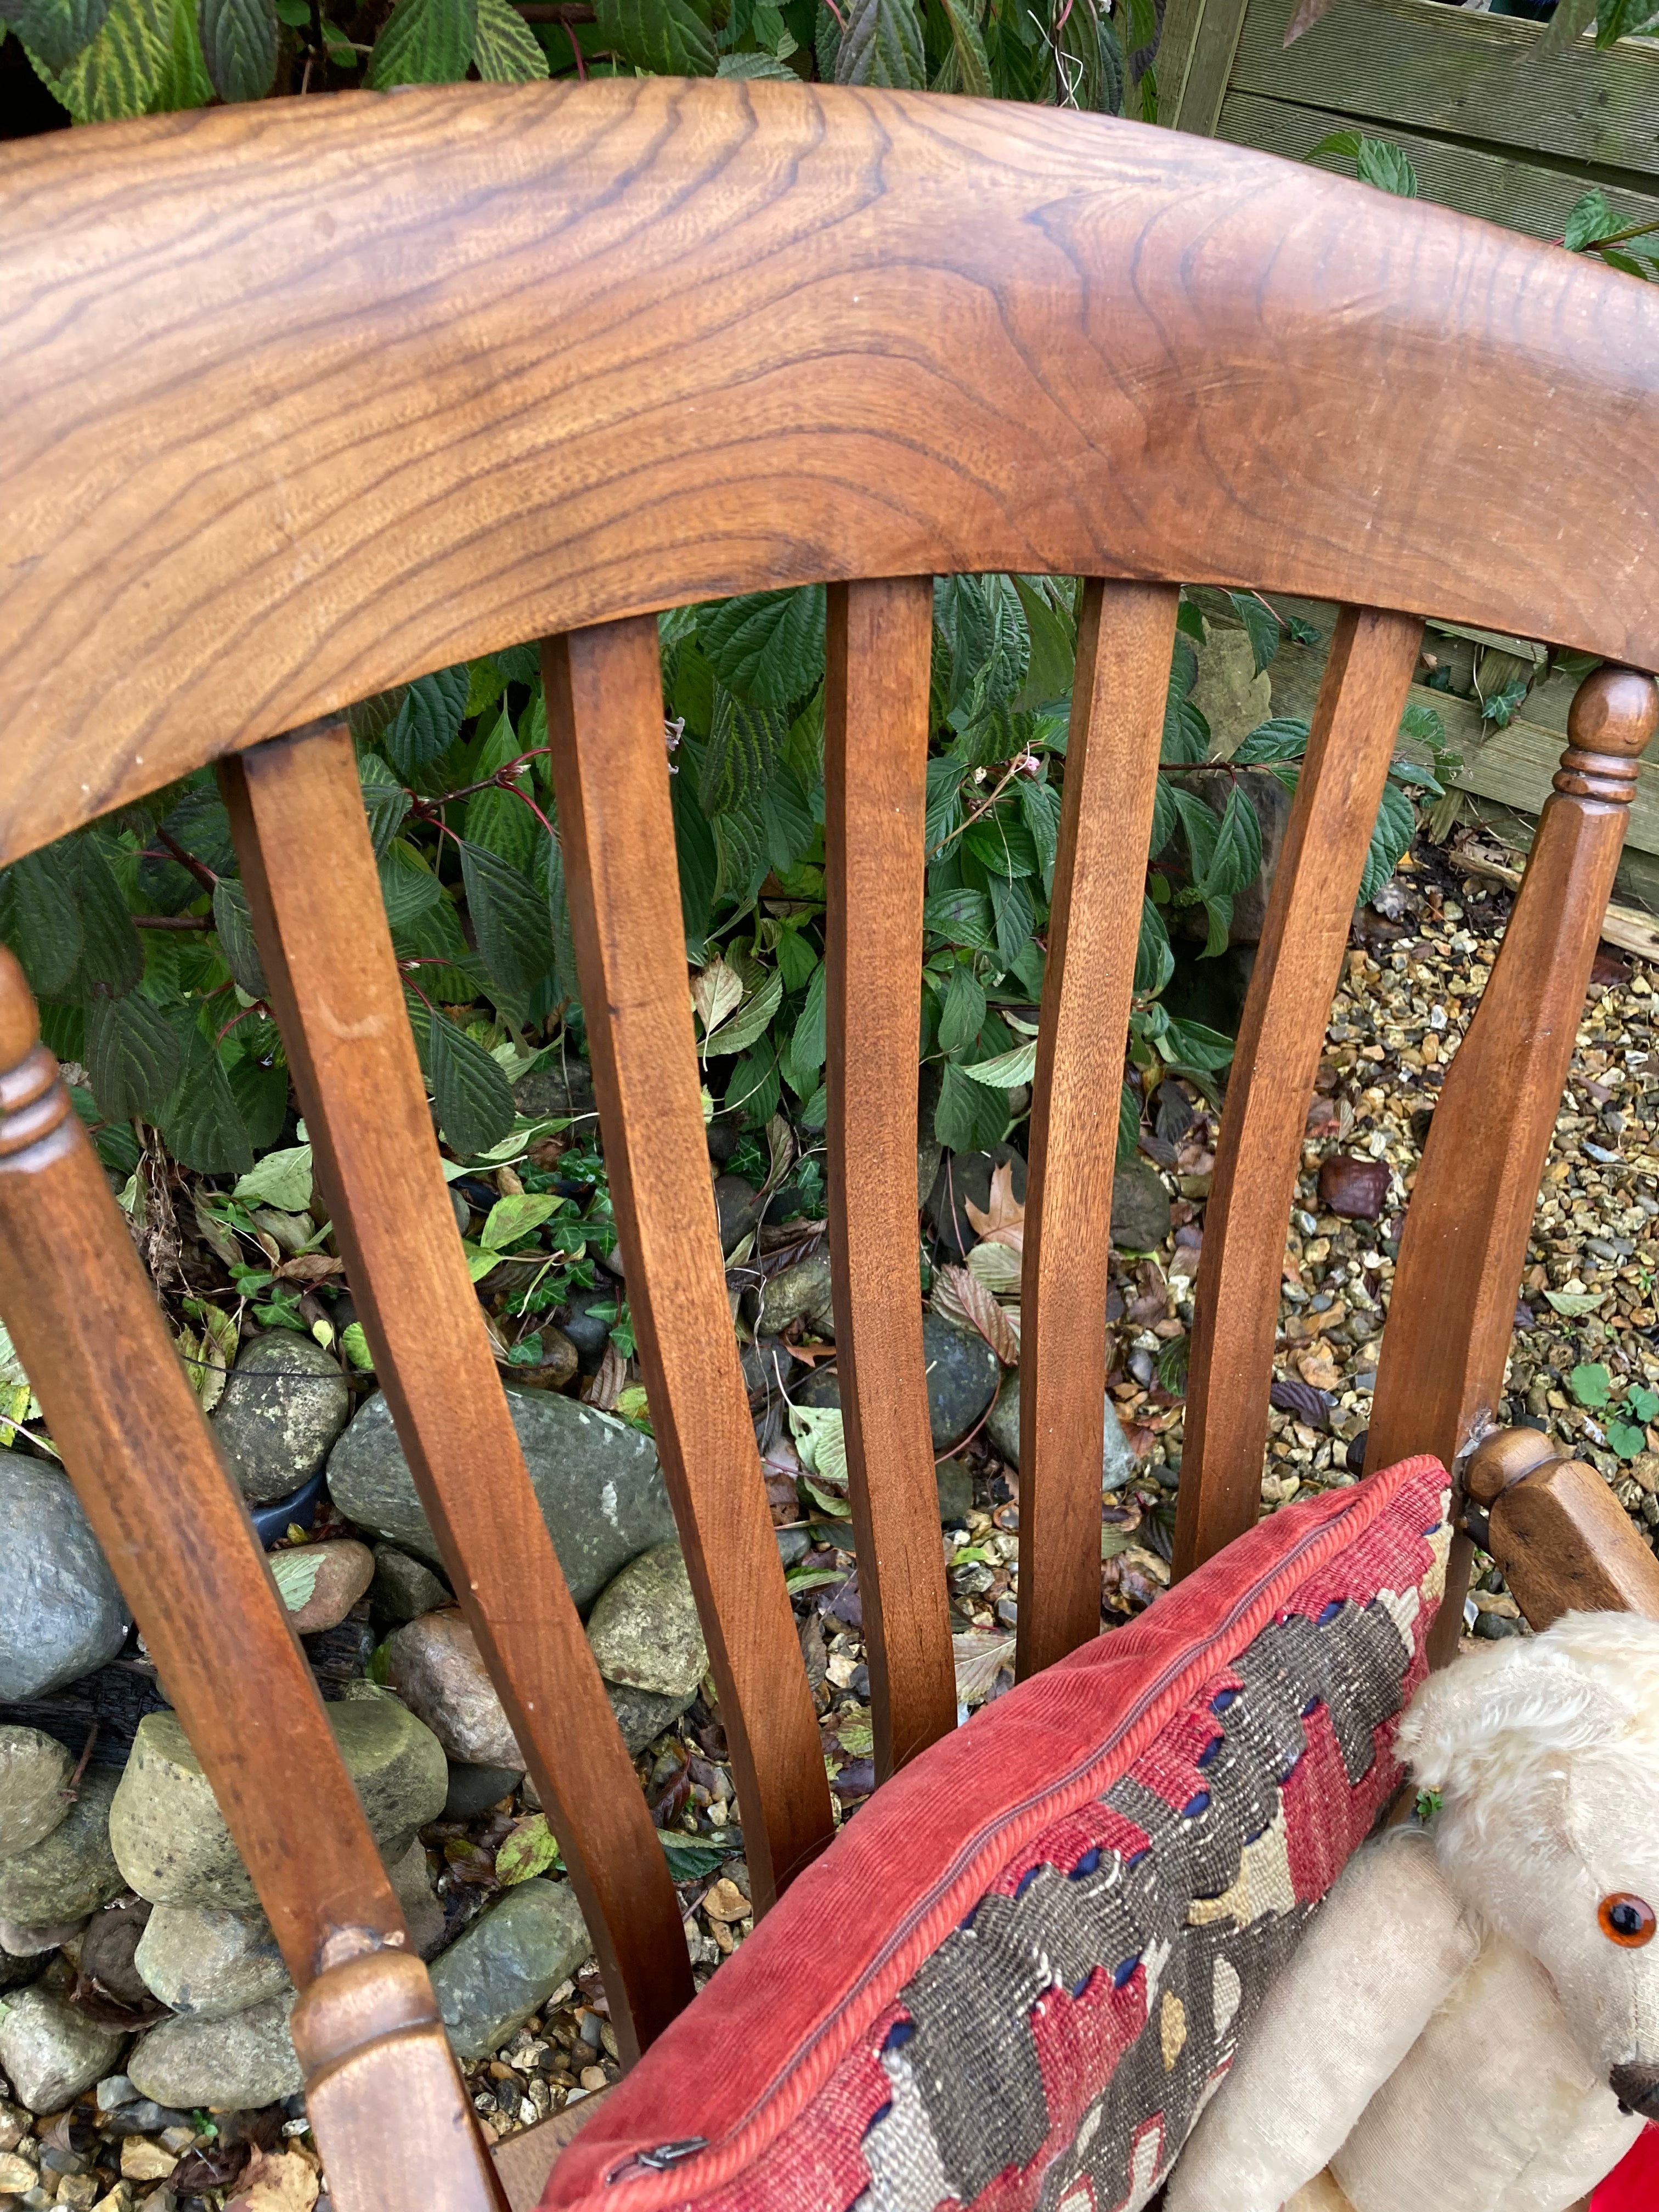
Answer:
xmin=1164 ymin=1609 xmax=1659 ymax=2212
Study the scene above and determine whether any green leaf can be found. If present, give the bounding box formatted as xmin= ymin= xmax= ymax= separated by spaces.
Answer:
xmin=7 ymin=0 xmax=111 ymax=74
xmin=86 ymin=991 xmax=183 ymax=1122
xmin=923 ymin=886 xmax=995 ymax=955
xmin=760 ymin=764 xmax=818 ymax=877
xmin=43 ymin=0 xmax=166 ymax=115
xmin=1163 ymin=1017 xmax=1235 ymax=1074
xmin=227 ymin=1052 xmax=289 ymax=1150
xmin=934 ymin=1058 xmax=1009 ymax=1151
xmin=1198 ymin=784 xmax=1263 ymax=901
xmin=989 ymin=873 xmax=1034 ymax=974
xmin=925 ymin=758 xmax=970 ymax=853
xmin=1135 ymin=896 xmax=1173 ymax=999
xmin=269 ymin=1548 xmax=326 ymax=1614
xmin=1544 ymin=1289 xmax=1605 ymax=1317
xmin=834 ymin=0 xmax=921 ymax=82
xmin=1355 ymin=138 xmax=1418 ymax=197
xmin=1570 ymin=1361 xmax=1612 ymax=1409
xmin=936 ymin=963 xmax=987 ymax=1056
xmin=1358 ymin=780 xmax=1416 ymax=907
xmin=377 ymin=840 xmax=444 ymax=934
xmin=1306 ymin=128 xmax=1362 ymax=161
xmin=960 ymin=1037 xmax=1036 ymax=1088
xmin=1231 ymin=716 xmax=1310 ymax=768
xmin=699 ymin=691 xmax=790 ymax=819
xmin=385 ymin=666 xmax=469 ymax=768
xmin=234 ymin=1145 xmax=314 ymax=1215
xmin=471 ymin=0 xmax=545 ymax=72
xmin=1118 ymin=1080 xmax=1141 ymax=1165
xmin=1017 ymin=778 xmax=1061 ymax=895
xmin=789 ymin=1402 xmax=848 ymax=1486
xmin=791 ymin=961 xmax=828 ymax=1077
xmin=459 ymin=840 xmax=553 ymax=1005
xmin=341 ymin=1322 xmax=375 ymax=1372
xmin=1608 ymin=1420 xmax=1647 ymax=1459
xmin=717 ymin=47 xmax=795 ymax=72
xmin=480 ymin=1192 xmax=563 ymax=1251
xmin=359 ymin=754 xmax=412 ymax=861
xmin=430 ymin=1014 xmax=515 ymax=1158
xmin=1228 ymin=591 xmax=1281 ymax=677
xmin=151 ymin=0 xmax=211 ymax=103
xmin=933 ymin=0 xmax=989 ymax=97
xmin=196 ymin=0 xmax=275 ymax=98
xmin=1565 ymin=187 xmax=1620 ymax=252
xmin=69 ymin=838 xmax=143 ymax=1005
xmin=670 ymin=759 xmax=718 ymax=962
xmin=161 ymin=1024 xmax=253 ymax=1177
xmin=1629 ymin=1384 xmax=1659 ymax=1424
xmin=496 ymin=1814 xmax=560 ymax=1887
xmin=594 ymin=0 xmax=714 ymax=70
xmin=963 ymin=814 xmax=1039 ymax=881
xmin=212 ymin=879 xmax=268 ymax=1001
xmin=699 ymin=589 xmax=826 ymax=710
xmin=7 ymin=846 xmax=83 ymax=1002
xmin=706 ymin=966 xmax=783 ymax=1059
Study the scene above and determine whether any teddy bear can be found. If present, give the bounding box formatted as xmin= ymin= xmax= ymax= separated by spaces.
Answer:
xmin=1163 ymin=1607 xmax=1659 ymax=2212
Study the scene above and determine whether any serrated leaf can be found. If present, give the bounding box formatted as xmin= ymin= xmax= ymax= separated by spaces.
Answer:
xmin=471 ymin=0 xmax=545 ymax=72
xmin=1198 ymin=784 xmax=1263 ymax=901
xmin=1135 ymin=896 xmax=1173 ymax=1000
xmin=7 ymin=0 xmax=111 ymax=74
xmin=44 ymin=0 xmax=166 ymax=116
xmin=933 ymin=0 xmax=989 ymax=95
xmin=212 ymin=878 xmax=268 ymax=1001
xmin=716 ymin=46 xmax=794 ymax=72
xmin=151 ymin=0 xmax=212 ymax=103
xmin=269 ymin=1548 xmax=326 ymax=1613
xmin=834 ymin=0 xmax=921 ymax=83
xmin=62 ymin=837 xmax=142 ymax=1006
xmin=228 ymin=1052 xmax=289 ymax=1150
xmin=1017 ymin=778 xmax=1060 ymax=895
xmin=161 ymin=1025 xmax=253 ymax=1176
xmin=937 ymin=963 xmax=986 ymax=1056
xmin=5 ymin=845 xmax=82 ymax=1001
xmin=196 ymin=0 xmax=274 ymax=98
xmin=1232 ymin=716 xmax=1310 ymax=767
xmin=458 ymin=840 xmax=553 ymax=1005
xmin=699 ymin=690 xmax=790 ymax=819
xmin=923 ymin=887 xmax=995 ymax=955
xmin=705 ymin=965 xmax=783 ymax=1059
xmin=86 ymin=991 xmax=183 ymax=1121
xmin=480 ymin=1192 xmax=561 ymax=1251
xmin=699 ymin=588 xmax=826 ymax=710
xmin=1227 ymin=591 xmax=1281 ymax=678
xmin=430 ymin=1014 xmax=514 ymax=1158
xmin=1565 ymin=187 xmax=1620 ymax=252
xmin=377 ymin=840 xmax=444 ymax=934
xmin=790 ymin=960 xmax=828 ymax=1077
xmin=712 ymin=794 xmax=770 ymax=917
xmin=234 ymin=1144 xmax=314 ymax=1215
xmin=989 ymin=872 xmax=1034 ymax=974
xmin=1358 ymin=781 xmax=1416 ymax=907
xmin=359 ymin=754 xmax=411 ymax=860
xmin=1163 ymin=1017 xmax=1234 ymax=1074
xmin=1356 ymin=137 xmax=1417 ymax=197
xmin=384 ymin=665 xmax=469 ymax=770
xmin=960 ymin=1039 xmax=1037 ymax=1088
xmin=1306 ymin=127 xmax=1362 ymax=162
xmin=594 ymin=0 xmax=714 ymax=71
xmin=760 ymin=763 xmax=817 ymax=876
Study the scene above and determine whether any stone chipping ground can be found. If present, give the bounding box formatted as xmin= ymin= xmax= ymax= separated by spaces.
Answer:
xmin=1 ymin=836 xmax=1656 ymax=2199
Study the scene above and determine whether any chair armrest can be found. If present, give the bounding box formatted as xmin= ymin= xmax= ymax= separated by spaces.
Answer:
xmin=491 ymin=2087 xmax=615 ymax=2212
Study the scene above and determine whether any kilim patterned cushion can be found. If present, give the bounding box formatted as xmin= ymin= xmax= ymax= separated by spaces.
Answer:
xmin=544 ymin=1454 xmax=1452 ymax=2212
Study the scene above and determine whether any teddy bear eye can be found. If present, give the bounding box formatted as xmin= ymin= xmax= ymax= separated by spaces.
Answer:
xmin=1598 ymin=1894 xmax=1657 ymax=1948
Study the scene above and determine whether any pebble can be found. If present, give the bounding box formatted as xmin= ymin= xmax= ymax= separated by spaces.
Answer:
xmin=0 ymin=1771 xmax=122 ymax=1926
xmin=367 ymin=1544 xmax=450 ymax=1627
xmin=556 ymin=1286 xmax=627 ymax=1378
xmin=0 ymin=1988 xmax=126 ymax=2114
xmin=1110 ymin=1158 xmax=1173 ymax=1252
xmin=428 ymin=1880 xmax=588 ymax=2062
xmin=0 ymin=2155 xmax=32 ymax=2193
xmin=0 ymin=1920 xmax=84 ymax=1959
xmin=133 ymin=1901 xmax=289 ymax=2019
xmin=77 ymin=1898 xmax=152 ymax=2007
xmin=93 ymin=2078 xmax=135 ymax=2113
xmin=443 ymin=1765 xmax=525 ymax=1825
xmin=1316 ymin=1153 xmax=1390 ymax=1222
xmin=110 ymin=1701 xmax=445 ymax=1909
xmin=984 ymin=1373 xmax=1140 ymax=1491
xmin=713 ymin=1175 xmax=763 ymax=1255
xmin=584 ymin=1546 xmax=706 ymax=1700
xmin=507 ymin=1330 xmax=579 ymax=1394
xmin=386 ymin=1612 xmax=521 ymax=1771
xmin=794 ymin=1311 xmax=999 ymax=1455
xmin=389 ymin=1837 xmax=445 ymax=1961
xmin=0 ymin=1734 xmax=71 ymax=1859
xmin=127 ymin=1994 xmax=302 ymax=2112
xmin=0 ymin=1458 xmax=129 ymax=1700
xmin=269 ymin=1538 xmax=374 ymax=1636
xmin=327 ymin=1387 xmax=676 ymax=1611
xmin=117 ymin=2146 xmax=174 ymax=2185
xmin=751 ymin=1255 xmax=834 ymax=1338
xmin=934 ymin=1458 xmax=973 ymax=1525
xmin=212 ymin=1333 xmax=351 ymax=1506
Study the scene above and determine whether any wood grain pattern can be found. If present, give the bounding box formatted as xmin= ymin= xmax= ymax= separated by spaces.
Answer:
xmin=221 ymin=724 xmax=693 ymax=2063
xmin=492 ymin=2087 xmax=613 ymax=2212
xmin=1232 ymin=0 xmax=1659 ymax=182
xmin=0 ymin=947 xmax=405 ymax=1985
xmin=545 ymin=618 xmax=835 ymax=1911
xmin=1489 ymin=1457 xmax=1659 ymax=1630
xmin=1175 ymin=608 xmax=1422 ymax=1582
xmin=1367 ymin=667 xmax=1659 ymax=1667
xmin=823 ymin=579 xmax=956 ymax=1778
xmin=1017 ymin=581 xmax=1178 ymax=1680
xmin=4 ymin=80 xmax=1659 ymax=868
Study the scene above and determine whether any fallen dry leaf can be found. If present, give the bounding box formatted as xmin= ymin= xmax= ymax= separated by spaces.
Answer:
xmin=933 ymin=1265 xmax=1019 ymax=1365
xmin=965 ymin=1161 xmax=1025 ymax=1245
xmin=1283 ymin=0 xmax=1339 ymax=40
xmin=583 ymin=1340 xmax=627 ymax=1410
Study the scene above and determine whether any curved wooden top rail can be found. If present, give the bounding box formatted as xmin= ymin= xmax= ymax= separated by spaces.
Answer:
xmin=2 ymin=76 xmax=1657 ymax=866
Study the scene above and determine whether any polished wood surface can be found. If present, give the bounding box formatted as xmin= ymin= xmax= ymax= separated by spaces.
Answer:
xmin=545 ymin=618 xmax=835 ymax=1910
xmin=0 ymin=946 xmax=405 ymax=1984
xmin=4 ymin=80 xmax=1659 ymax=870
xmin=824 ymin=579 xmax=957 ymax=1778
xmin=1469 ymin=1434 xmax=1659 ymax=1630
xmin=491 ymin=2087 xmax=613 ymax=2212
xmin=1176 ymin=608 xmax=1422 ymax=1580
xmin=1017 ymin=581 xmax=1178 ymax=1679
xmin=1367 ymin=667 xmax=1659 ymax=1664
xmin=222 ymin=723 xmax=692 ymax=2062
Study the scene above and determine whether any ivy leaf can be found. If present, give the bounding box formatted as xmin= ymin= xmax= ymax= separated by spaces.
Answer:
xmin=7 ymin=845 xmax=83 ymax=1001
xmin=471 ymin=0 xmax=545 ymax=73
xmin=1228 ymin=591 xmax=1282 ymax=678
xmin=429 ymin=1015 xmax=515 ymax=1158
xmin=593 ymin=0 xmax=714 ymax=71
xmin=834 ymin=0 xmax=922 ymax=83
xmin=86 ymin=991 xmax=183 ymax=1122
xmin=212 ymin=879 xmax=268 ymax=1002
xmin=699 ymin=589 xmax=826 ymax=710
xmin=359 ymin=754 xmax=411 ymax=861
xmin=458 ymin=840 xmax=553 ymax=1005
xmin=385 ymin=665 xmax=469 ymax=769
xmin=936 ymin=964 xmax=986 ymax=1056
xmin=161 ymin=1023 xmax=253 ymax=1177
xmin=196 ymin=0 xmax=275 ymax=98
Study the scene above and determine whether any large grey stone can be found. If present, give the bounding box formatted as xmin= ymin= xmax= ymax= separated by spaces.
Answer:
xmin=985 ymin=1372 xmax=1139 ymax=1491
xmin=0 ymin=1987 xmax=126 ymax=2113
xmin=1110 ymin=1159 xmax=1172 ymax=1252
xmin=428 ymin=1881 xmax=588 ymax=2062
xmin=0 ymin=1730 xmax=72 ymax=1857
xmin=110 ymin=1701 xmax=445 ymax=1909
xmin=134 ymin=1903 xmax=290 ymax=2019
xmin=586 ymin=1547 xmax=706 ymax=1699
xmin=368 ymin=1545 xmax=451 ymax=1627
xmin=212 ymin=1334 xmax=351 ymax=1506
xmin=328 ymin=1387 xmax=676 ymax=1612
xmin=444 ymin=1765 xmax=524 ymax=1824
xmin=0 ymin=1769 xmax=123 ymax=1924
xmin=390 ymin=1838 xmax=445 ymax=1960
xmin=386 ymin=1612 xmax=520 ymax=1770
xmin=797 ymin=1314 xmax=997 ymax=1455
xmin=0 ymin=1455 xmax=129 ymax=1700
xmin=752 ymin=1255 xmax=834 ymax=1337
xmin=127 ymin=1995 xmax=301 ymax=2112
xmin=520 ymin=1675 xmax=694 ymax=1812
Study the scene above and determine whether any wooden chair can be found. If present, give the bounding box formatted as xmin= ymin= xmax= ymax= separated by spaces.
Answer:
xmin=2 ymin=74 xmax=1658 ymax=2212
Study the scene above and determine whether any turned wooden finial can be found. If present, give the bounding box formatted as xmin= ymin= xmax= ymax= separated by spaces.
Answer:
xmin=1555 ymin=665 xmax=1659 ymax=804
xmin=1464 ymin=1424 xmax=1559 ymax=1508
xmin=0 ymin=947 xmax=41 ymax=1073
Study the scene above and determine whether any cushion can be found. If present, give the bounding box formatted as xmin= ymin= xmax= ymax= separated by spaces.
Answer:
xmin=545 ymin=1455 xmax=1452 ymax=2212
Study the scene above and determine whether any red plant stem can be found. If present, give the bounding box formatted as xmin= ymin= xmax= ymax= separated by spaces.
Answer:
xmin=213 ymin=1000 xmax=270 ymax=1049
xmin=156 ymin=828 xmax=218 ymax=893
